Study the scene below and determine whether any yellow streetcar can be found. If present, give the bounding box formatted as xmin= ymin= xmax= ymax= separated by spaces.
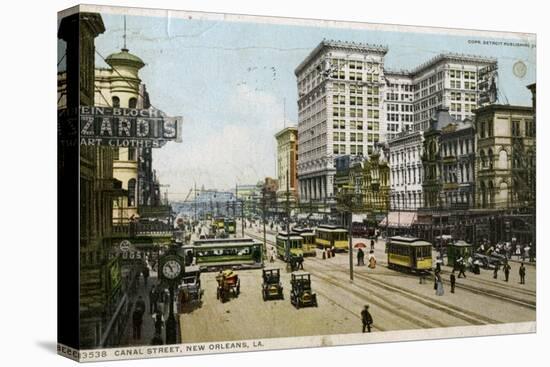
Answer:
xmin=315 ymin=225 xmax=349 ymax=252
xmin=275 ymin=231 xmax=304 ymax=261
xmin=291 ymin=227 xmax=317 ymax=257
xmin=213 ymin=216 xmax=225 ymax=230
xmin=386 ymin=236 xmax=433 ymax=273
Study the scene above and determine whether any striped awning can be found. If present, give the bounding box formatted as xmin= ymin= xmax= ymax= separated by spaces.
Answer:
xmin=379 ymin=211 xmax=417 ymax=228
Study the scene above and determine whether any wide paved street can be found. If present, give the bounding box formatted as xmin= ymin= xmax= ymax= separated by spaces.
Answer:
xmin=179 ymin=222 xmax=535 ymax=343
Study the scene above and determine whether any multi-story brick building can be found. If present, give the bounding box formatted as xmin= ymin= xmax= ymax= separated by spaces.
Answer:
xmin=475 ymin=104 xmax=535 ymax=209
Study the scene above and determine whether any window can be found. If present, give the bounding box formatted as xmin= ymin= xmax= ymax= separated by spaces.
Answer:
xmin=128 ymin=178 xmax=136 ymax=206
xmin=128 ymin=147 xmax=137 ymax=161
xmin=350 ymin=108 xmax=363 ymax=118
xmin=525 ymin=120 xmax=534 ymax=137
xmin=128 ymin=97 xmax=137 ymax=108
xmin=333 ymin=107 xmax=345 ymax=117
xmin=333 ymin=95 xmax=345 ymax=105
xmin=512 ymin=120 xmax=521 ymax=136
xmin=112 ymin=96 xmax=120 ymax=108
xmin=350 ymin=96 xmax=363 ymax=106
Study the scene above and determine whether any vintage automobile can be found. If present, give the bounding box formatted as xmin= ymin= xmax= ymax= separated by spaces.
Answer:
xmin=216 ymin=269 xmax=240 ymax=303
xmin=290 ymin=272 xmax=318 ymax=309
xmin=177 ymin=266 xmax=203 ymax=310
xmin=262 ymin=268 xmax=283 ymax=301
xmin=472 ymin=253 xmax=505 ymax=269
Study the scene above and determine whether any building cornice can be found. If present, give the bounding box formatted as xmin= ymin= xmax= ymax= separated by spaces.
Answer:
xmin=410 ymin=53 xmax=497 ymax=76
xmin=295 ymin=39 xmax=388 ymax=76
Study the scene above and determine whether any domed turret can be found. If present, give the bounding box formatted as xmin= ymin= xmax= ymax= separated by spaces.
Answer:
xmin=105 ymin=48 xmax=145 ymax=70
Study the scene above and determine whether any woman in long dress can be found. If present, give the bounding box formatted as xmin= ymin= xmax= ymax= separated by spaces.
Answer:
xmin=435 ymin=274 xmax=445 ymax=296
xmin=368 ymin=251 xmax=377 ymax=269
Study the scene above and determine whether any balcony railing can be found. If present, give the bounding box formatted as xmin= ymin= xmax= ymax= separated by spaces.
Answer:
xmin=111 ymin=222 xmax=173 ymax=239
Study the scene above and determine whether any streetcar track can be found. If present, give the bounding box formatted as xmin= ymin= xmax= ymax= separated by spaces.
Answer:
xmin=438 ymin=269 xmax=536 ymax=297
xmin=309 ymin=258 xmax=498 ymax=326
xmin=313 ymin=287 xmax=386 ymax=332
xmin=249 ymin=232 xmax=468 ymax=329
xmin=263 ymin=236 xmax=502 ymax=326
xmin=369 ymin=266 xmax=536 ymax=310
xmin=312 ymin=269 xmax=444 ymax=329
xmin=248 ymin=231 xmax=536 ymax=313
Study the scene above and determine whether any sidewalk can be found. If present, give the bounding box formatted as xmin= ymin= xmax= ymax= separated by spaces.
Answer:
xmin=119 ymin=265 xmax=179 ymax=346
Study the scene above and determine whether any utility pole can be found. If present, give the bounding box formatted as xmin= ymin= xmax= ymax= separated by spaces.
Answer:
xmin=236 ymin=182 xmax=245 ymax=237
xmin=194 ymin=182 xmax=197 ymax=221
xmin=285 ymin=169 xmax=290 ymax=261
xmin=348 ymin=207 xmax=353 ymax=281
xmin=262 ymin=188 xmax=267 ymax=258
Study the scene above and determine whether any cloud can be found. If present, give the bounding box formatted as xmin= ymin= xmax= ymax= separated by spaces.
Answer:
xmin=153 ymin=85 xmax=289 ymax=199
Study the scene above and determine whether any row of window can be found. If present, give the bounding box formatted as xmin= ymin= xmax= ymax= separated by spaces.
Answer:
xmin=450 ymin=92 xmax=476 ymax=102
xmin=392 ymin=167 xmax=421 ymax=186
xmin=331 ymin=120 xmax=381 ymax=131
xmin=332 ymin=108 xmax=381 ymax=119
xmin=449 ymin=70 xmax=477 ymax=80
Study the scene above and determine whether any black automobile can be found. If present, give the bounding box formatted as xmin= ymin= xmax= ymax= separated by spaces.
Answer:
xmin=472 ymin=253 xmax=505 ymax=269
xmin=290 ymin=272 xmax=318 ymax=309
xmin=262 ymin=269 xmax=284 ymax=301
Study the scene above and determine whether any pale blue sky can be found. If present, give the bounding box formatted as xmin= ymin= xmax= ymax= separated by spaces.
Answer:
xmin=64 ymin=12 xmax=536 ymax=198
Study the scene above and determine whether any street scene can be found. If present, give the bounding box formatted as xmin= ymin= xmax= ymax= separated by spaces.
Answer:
xmin=57 ymin=6 xmax=536 ymax=353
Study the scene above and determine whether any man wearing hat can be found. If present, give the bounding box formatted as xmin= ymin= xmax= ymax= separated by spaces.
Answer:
xmin=361 ymin=305 xmax=373 ymax=333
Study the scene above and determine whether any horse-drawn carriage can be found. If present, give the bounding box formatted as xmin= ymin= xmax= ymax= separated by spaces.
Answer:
xmin=216 ymin=269 xmax=241 ymax=303
xmin=177 ymin=265 xmax=203 ymax=311
xmin=262 ymin=269 xmax=283 ymax=301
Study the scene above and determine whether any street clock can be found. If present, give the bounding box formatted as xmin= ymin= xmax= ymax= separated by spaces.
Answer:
xmin=159 ymin=254 xmax=184 ymax=282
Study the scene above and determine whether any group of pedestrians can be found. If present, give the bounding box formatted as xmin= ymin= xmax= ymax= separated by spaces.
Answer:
xmin=492 ymin=260 xmax=527 ymax=284
xmin=356 ymin=248 xmax=377 ymax=269
xmin=322 ymin=246 xmax=337 ymax=259
xmin=478 ymin=241 xmax=535 ymax=263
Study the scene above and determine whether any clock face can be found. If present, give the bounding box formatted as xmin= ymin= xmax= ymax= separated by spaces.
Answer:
xmin=162 ymin=259 xmax=182 ymax=280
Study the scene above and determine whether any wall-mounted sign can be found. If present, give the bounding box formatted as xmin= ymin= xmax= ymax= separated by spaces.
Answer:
xmin=79 ymin=106 xmax=182 ymax=148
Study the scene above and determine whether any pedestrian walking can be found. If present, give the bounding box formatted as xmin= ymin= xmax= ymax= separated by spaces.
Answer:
xmin=458 ymin=262 xmax=467 ymax=278
xmin=297 ymin=255 xmax=304 ymax=270
xmin=132 ymin=307 xmax=143 ymax=339
xmin=361 ymin=305 xmax=373 ymax=333
xmin=450 ymin=271 xmax=456 ymax=293
xmin=142 ymin=266 xmax=150 ymax=286
xmin=322 ymin=249 xmax=326 ymax=260
xmin=135 ymin=295 xmax=146 ymax=316
xmin=493 ymin=264 xmax=499 ymax=279
xmin=150 ymin=332 xmax=164 ymax=345
xmin=149 ymin=285 xmax=158 ymax=314
xmin=370 ymin=239 xmax=375 ymax=251
xmin=357 ymin=248 xmax=365 ymax=266
xmin=153 ymin=311 xmax=165 ymax=335
xmin=519 ymin=263 xmax=526 ymax=284
xmin=503 ymin=262 xmax=511 ymax=282
xmin=331 ymin=246 xmax=336 ymax=257
xmin=435 ymin=273 xmax=444 ymax=296
xmin=368 ymin=251 xmax=377 ymax=269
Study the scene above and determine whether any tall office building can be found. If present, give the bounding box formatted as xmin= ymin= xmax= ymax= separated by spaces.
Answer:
xmin=295 ymin=40 xmax=388 ymax=202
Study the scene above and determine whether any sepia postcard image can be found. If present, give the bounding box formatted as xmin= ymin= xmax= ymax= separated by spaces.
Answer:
xmin=57 ymin=4 xmax=536 ymax=362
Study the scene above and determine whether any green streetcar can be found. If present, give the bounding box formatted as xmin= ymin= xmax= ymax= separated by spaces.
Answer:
xmin=183 ymin=238 xmax=263 ymax=271
xmin=224 ymin=218 xmax=236 ymax=234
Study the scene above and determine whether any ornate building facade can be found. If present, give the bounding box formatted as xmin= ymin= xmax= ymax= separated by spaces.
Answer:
xmin=474 ymin=104 xmax=535 ymax=209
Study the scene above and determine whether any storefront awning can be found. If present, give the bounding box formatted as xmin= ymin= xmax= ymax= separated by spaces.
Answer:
xmin=379 ymin=211 xmax=417 ymax=228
